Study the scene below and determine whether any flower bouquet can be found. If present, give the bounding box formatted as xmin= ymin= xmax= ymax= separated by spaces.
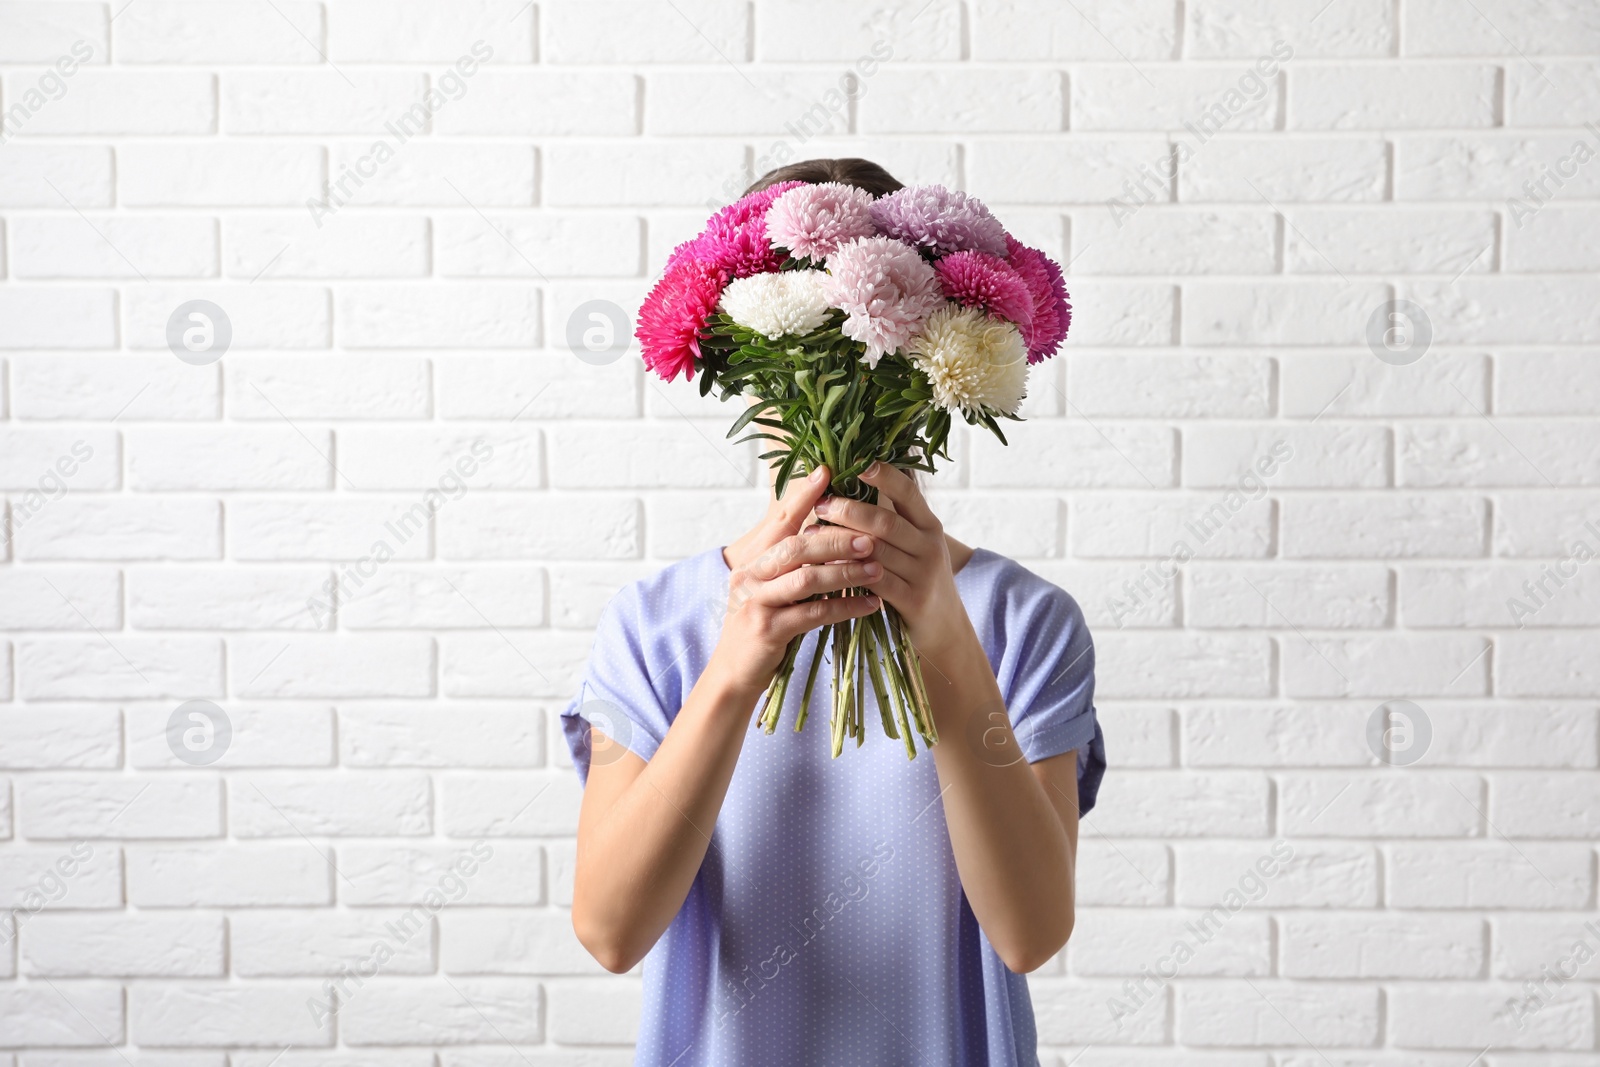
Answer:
xmin=636 ymin=179 xmax=1070 ymax=758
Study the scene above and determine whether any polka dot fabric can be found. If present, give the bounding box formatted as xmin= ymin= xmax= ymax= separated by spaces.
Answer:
xmin=559 ymin=546 xmax=1105 ymax=1066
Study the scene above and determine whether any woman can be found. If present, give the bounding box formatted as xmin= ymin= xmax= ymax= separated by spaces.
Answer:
xmin=560 ymin=158 xmax=1105 ymax=1067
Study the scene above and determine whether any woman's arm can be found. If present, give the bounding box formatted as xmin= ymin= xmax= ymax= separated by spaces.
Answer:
xmin=814 ymin=462 xmax=1080 ymax=973
xmin=571 ymin=466 xmax=884 ymax=974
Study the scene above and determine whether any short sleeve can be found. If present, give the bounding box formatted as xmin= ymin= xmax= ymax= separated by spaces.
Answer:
xmin=995 ymin=582 xmax=1106 ymax=817
xmin=559 ymin=583 xmax=672 ymax=788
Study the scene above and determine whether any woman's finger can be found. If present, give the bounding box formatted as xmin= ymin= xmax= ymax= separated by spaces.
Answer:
xmin=745 ymin=528 xmax=870 ymax=582
xmin=859 ymin=460 xmax=941 ymax=532
xmin=757 ymin=559 xmax=880 ymax=606
xmin=811 ymin=495 xmax=919 ymax=554
xmin=773 ymin=593 xmax=882 ymax=634
xmin=755 ymin=464 xmax=832 ymax=550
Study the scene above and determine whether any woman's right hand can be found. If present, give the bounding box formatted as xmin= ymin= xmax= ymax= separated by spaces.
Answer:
xmin=711 ymin=464 xmax=887 ymax=696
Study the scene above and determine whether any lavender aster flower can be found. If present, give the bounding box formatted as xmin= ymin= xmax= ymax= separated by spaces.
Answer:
xmin=868 ymin=185 xmax=1009 ymax=259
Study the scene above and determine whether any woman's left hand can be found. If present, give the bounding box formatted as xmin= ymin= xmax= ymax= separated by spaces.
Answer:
xmin=810 ymin=461 xmax=971 ymax=657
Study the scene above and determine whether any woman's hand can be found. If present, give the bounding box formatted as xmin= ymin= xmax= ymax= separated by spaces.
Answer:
xmin=711 ymin=464 xmax=887 ymax=697
xmin=811 ymin=461 xmax=970 ymax=657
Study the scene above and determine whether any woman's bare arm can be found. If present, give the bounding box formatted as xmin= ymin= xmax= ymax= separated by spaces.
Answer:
xmin=571 ymin=467 xmax=883 ymax=973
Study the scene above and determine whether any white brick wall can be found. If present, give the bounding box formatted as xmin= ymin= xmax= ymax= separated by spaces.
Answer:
xmin=0 ymin=0 xmax=1597 ymax=1061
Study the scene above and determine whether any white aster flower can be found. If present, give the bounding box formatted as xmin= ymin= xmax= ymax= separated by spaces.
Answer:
xmin=907 ymin=304 xmax=1030 ymax=419
xmin=718 ymin=270 xmax=833 ymax=340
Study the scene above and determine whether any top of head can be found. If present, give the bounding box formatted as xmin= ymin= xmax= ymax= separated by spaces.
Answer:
xmin=741 ymin=158 xmax=904 ymax=199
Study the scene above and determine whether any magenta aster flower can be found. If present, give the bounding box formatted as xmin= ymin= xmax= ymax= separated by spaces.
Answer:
xmin=822 ymin=236 xmax=945 ymax=368
xmin=635 ymin=258 xmax=727 ymax=382
xmin=868 ymin=185 xmax=1009 ymax=259
xmin=1005 ymin=235 xmax=1072 ymax=363
xmin=765 ymin=181 xmax=878 ymax=261
xmin=666 ymin=180 xmax=807 ymax=278
xmin=934 ymin=251 xmax=1036 ymax=336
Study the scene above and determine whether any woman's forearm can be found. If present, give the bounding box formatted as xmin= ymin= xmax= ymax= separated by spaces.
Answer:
xmin=571 ymin=651 xmax=764 ymax=973
xmin=922 ymin=618 xmax=1078 ymax=973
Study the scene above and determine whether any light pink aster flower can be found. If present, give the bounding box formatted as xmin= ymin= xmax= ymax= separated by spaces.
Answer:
xmin=765 ymin=181 xmax=878 ymax=261
xmin=868 ymin=184 xmax=1009 ymax=258
xmin=822 ymin=236 xmax=945 ymax=367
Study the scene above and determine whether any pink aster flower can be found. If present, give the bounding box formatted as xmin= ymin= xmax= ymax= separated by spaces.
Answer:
xmin=868 ymin=185 xmax=1009 ymax=259
xmin=666 ymin=180 xmax=807 ymax=278
xmin=1004 ymin=234 xmax=1072 ymax=363
xmin=635 ymin=258 xmax=727 ymax=383
xmin=934 ymin=251 xmax=1036 ymax=335
xmin=822 ymin=236 xmax=945 ymax=368
xmin=765 ymin=181 xmax=878 ymax=261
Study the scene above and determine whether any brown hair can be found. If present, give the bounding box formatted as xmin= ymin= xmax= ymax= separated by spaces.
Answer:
xmin=742 ymin=158 xmax=904 ymax=199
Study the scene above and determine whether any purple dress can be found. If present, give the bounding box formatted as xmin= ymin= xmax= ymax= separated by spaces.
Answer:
xmin=560 ymin=545 xmax=1105 ymax=1066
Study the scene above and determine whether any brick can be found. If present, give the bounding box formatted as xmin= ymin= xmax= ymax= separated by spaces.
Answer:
xmin=1401 ymin=564 xmax=1600 ymax=628
xmin=337 ymin=284 xmax=538 ymax=348
xmin=0 ymin=707 xmax=120 ymax=768
xmin=1491 ymin=772 xmax=1600 ymax=838
xmin=228 ymin=635 xmax=436 ymax=698
xmin=1284 ymin=633 xmax=1489 ymax=698
xmin=12 ymin=355 xmax=220 ymax=420
xmin=970 ymin=421 xmax=1177 ymax=488
xmin=230 ymin=773 xmax=432 ymax=837
xmin=0 ymin=428 xmax=120 ymax=490
xmin=435 ymin=212 xmax=641 ymax=278
xmin=4 ymin=71 xmax=215 ymax=134
xmin=232 ymin=910 xmax=433 ymax=976
xmin=1280 ymin=772 xmax=1485 ymax=837
xmin=0 ymin=145 xmax=113 ymax=207
xmin=223 ymin=214 xmax=430 ymax=279
xmin=0 ymin=843 xmax=122 ymax=908
xmin=114 ymin=2 xmax=325 ymax=63
xmin=226 ymin=356 xmax=431 ymax=420
xmin=128 ymin=567 xmax=329 ymax=631
xmin=1284 ymin=208 xmax=1496 ymax=275
xmin=127 ymin=427 xmax=331 ymax=490
xmin=1506 ymin=59 xmax=1600 ymax=125
xmin=1090 ymin=771 xmax=1268 ymax=837
xmin=14 ymin=498 xmax=221 ymax=561
xmin=1176 ymin=982 xmax=1380 ymax=1046
xmin=20 ymin=778 xmax=221 ymax=839
xmin=1397 ymin=136 xmax=1600 ymax=201
xmin=1186 ymin=564 xmax=1390 ymax=628
xmin=10 ymin=215 xmax=219 ymax=279
xmin=865 ymin=70 xmax=1063 ymax=132
xmin=1283 ymin=913 xmax=1484 ymax=979
xmin=545 ymin=0 xmax=747 ymax=63
xmin=18 ymin=637 xmax=223 ymax=700
xmin=339 ymin=979 xmax=542 ymax=1045
xmin=131 ymin=985 xmax=331 ymax=1047
xmin=1290 ymin=64 xmax=1499 ymax=128
xmin=227 ymin=499 xmax=434 ymax=561
xmin=340 ymin=705 xmax=543 ymax=766
xmin=0 ymin=570 xmax=122 ymax=630
xmin=0 ymin=2 xmax=107 ymax=62
xmin=339 ymin=843 xmax=543 ymax=907
xmin=1179 ymin=138 xmax=1388 ymax=202
xmin=971 ymin=138 xmax=1172 ymax=203
xmin=327 ymin=1 xmax=536 ymax=62
xmin=1071 ymin=494 xmax=1273 ymax=559
xmin=972 ymin=0 xmax=1177 ymax=60
xmin=1073 ymin=68 xmax=1277 ymax=131
xmin=1177 ymin=842 xmax=1378 ymax=907
xmin=439 ymin=495 xmax=639 ymax=560
xmin=1096 ymin=634 xmax=1273 ymax=698
xmin=1499 ymin=632 xmax=1600 ymax=696
xmin=1182 ymin=706 xmax=1374 ymax=766
xmin=1404 ymin=0 xmax=1600 ymax=55
xmin=1389 ymin=985 xmax=1593 ymax=1049
xmin=1187 ymin=0 xmax=1392 ymax=56
xmin=1076 ymin=840 xmax=1171 ymax=906
xmin=1497 ymin=353 xmax=1600 ymax=415
xmin=127 ymin=704 xmax=335 ymax=770
xmin=125 ymin=283 xmax=330 ymax=350
xmin=545 ymin=142 xmax=747 ymax=207
xmin=0 ymin=287 xmax=116 ymax=349
xmin=436 ymin=71 xmax=635 ymax=136
xmin=549 ymin=563 xmax=662 ymax=628
xmin=440 ymin=772 xmax=583 ymax=836
xmin=1280 ymin=351 xmax=1489 ymax=417
xmin=223 ymin=71 xmax=427 ymax=134
xmin=340 ymin=567 xmax=547 ymax=630
xmin=1071 ymin=209 xmax=1276 ymax=275
xmin=1494 ymin=492 xmax=1600 ymax=557
xmin=1184 ymin=425 xmax=1388 ymax=489
xmin=128 ymin=846 xmax=331 ymax=907
xmin=1388 ymin=843 xmax=1593 ymax=908
xmin=119 ymin=143 xmax=325 ymax=207
xmin=326 ymin=142 xmax=535 ymax=207
xmin=442 ymin=910 xmax=606 ymax=975
xmin=756 ymin=0 xmax=956 ymax=60
xmin=22 ymin=913 xmax=224 ymax=976
xmin=1282 ymin=494 xmax=1487 ymax=558
xmin=1182 ymin=281 xmax=1389 ymax=346
xmin=440 ymin=632 xmax=595 ymax=699
xmin=0 ymin=985 xmax=123 ymax=1046
xmin=1507 ymin=207 xmax=1600 ymax=272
